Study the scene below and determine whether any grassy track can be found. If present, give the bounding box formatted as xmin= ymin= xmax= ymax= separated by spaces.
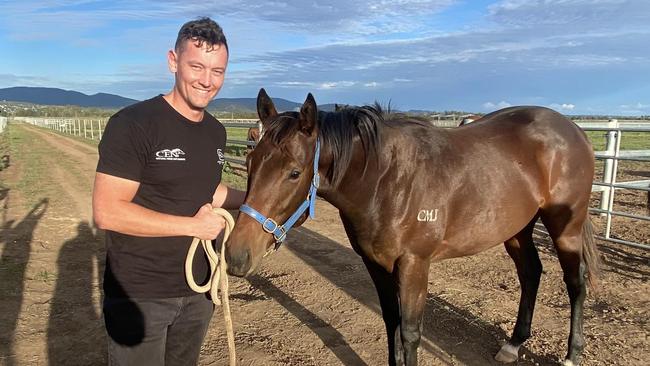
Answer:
xmin=1 ymin=124 xmax=52 ymax=207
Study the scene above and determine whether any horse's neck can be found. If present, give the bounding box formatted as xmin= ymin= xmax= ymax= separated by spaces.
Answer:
xmin=318 ymin=125 xmax=447 ymax=223
xmin=318 ymin=137 xmax=388 ymax=222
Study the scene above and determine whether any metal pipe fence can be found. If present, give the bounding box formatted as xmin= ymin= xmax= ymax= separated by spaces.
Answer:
xmin=578 ymin=120 xmax=650 ymax=250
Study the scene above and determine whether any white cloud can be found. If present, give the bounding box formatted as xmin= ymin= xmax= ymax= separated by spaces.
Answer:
xmin=619 ymin=102 xmax=649 ymax=109
xmin=550 ymin=103 xmax=576 ymax=111
xmin=319 ymin=81 xmax=356 ymax=89
xmin=483 ymin=101 xmax=512 ymax=110
xmin=273 ymin=80 xmax=356 ymax=90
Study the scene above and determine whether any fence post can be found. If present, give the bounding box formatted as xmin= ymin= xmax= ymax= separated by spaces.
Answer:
xmin=600 ymin=119 xmax=618 ymax=223
xmin=98 ymin=119 xmax=103 ymax=140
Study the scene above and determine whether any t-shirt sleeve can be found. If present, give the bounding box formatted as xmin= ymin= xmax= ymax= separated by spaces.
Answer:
xmin=96 ymin=113 xmax=148 ymax=181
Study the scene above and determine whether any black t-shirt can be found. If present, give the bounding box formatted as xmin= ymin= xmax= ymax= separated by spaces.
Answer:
xmin=97 ymin=95 xmax=226 ymax=298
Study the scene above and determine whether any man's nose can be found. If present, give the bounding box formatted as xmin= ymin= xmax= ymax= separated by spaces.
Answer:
xmin=198 ymin=71 xmax=211 ymax=87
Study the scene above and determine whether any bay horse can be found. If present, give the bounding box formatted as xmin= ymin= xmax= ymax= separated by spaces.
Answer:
xmin=226 ymin=89 xmax=600 ymax=366
xmin=246 ymin=127 xmax=261 ymax=153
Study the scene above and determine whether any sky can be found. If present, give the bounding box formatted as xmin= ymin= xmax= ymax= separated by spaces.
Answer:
xmin=1 ymin=0 xmax=649 ymax=115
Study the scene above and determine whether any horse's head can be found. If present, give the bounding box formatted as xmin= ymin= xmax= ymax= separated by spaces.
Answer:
xmin=226 ymin=88 xmax=320 ymax=277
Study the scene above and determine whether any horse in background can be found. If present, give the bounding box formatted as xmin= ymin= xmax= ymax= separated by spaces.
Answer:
xmin=227 ymin=89 xmax=600 ymax=366
xmin=246 ymin=126 xmax=261 ymax=152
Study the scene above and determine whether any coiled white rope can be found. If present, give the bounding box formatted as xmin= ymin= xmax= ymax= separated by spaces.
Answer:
xmin=185 ymin=208 xmax=236 ymax=366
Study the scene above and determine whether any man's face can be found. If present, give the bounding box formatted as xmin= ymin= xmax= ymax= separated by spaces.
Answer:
xmin=168 ymin=40 xmax=228 ymax=111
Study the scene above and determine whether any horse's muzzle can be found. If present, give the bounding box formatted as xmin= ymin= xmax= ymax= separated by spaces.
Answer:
xmin=225 ymin=247 xmax=251 ymax=277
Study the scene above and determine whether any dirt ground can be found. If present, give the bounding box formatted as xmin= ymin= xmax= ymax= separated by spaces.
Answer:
xmin=0 ymin=123 xmax=648 ymax=366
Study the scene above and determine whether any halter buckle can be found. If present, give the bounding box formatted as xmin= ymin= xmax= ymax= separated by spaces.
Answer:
xmin=262 ymin=218 xmax=279 ymax=233
xmin=273 ymin=227 xmax=287 ymax=243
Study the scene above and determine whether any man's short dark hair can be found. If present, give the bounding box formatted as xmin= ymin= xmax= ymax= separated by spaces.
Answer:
xmin=175 ymin=17 xmax=228 ymax=54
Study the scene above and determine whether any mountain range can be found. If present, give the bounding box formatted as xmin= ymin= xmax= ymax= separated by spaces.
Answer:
xmin=0 ymin=86 xmax=339 ymax=112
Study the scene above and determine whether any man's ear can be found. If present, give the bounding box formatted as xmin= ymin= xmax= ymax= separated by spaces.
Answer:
xmin=257 ymin=88 xmax=278 ymax=124
xmin=167 ymin=50 xmax=178 ymax=73
xmin=299 ymin=93 xmax=317 ymax=135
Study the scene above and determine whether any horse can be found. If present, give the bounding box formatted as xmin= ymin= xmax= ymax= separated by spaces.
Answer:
xmin=458 ymin=114 xmax=482 ymax=126
xmin=246 ymin=126 xmax=261 ymax=152
xmin=226 ymin=88 xmax=600 ymax=366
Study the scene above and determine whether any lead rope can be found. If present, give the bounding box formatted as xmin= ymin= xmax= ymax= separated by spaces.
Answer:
xmin=185 ymin=208 xmax=237 ymax=366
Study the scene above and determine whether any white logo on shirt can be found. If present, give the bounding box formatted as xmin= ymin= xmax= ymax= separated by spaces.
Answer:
xmin=155 ymin=148 xmax=186 ymax=161
xmin=217 ymin=149 xmax=225 ymax=165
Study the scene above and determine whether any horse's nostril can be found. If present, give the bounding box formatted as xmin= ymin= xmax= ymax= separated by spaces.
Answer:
xmin=226 ymin=247 xmax=251 ymax=277
xmin=240 ymin=249 xmax=250 ymax=267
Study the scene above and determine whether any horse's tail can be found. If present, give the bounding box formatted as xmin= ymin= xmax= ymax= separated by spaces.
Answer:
xmin=582 ymin=218 xmax=601 ymax=291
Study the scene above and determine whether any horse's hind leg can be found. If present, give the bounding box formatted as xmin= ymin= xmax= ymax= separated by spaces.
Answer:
xmin=495 ymin=217 xmax=542 ymax=363
xmin=541 ymin=205 xmax=590 ymax=366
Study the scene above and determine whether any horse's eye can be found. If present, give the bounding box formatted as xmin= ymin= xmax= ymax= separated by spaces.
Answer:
xmin=289 ymin=170 xmax=301 ymax=180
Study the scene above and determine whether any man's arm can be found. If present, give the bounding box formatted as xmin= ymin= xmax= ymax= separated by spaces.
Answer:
xmin=92 ymin=172 xmax=224 ymax=240
xmin=212 ymin=183 xmax=247 ymax=210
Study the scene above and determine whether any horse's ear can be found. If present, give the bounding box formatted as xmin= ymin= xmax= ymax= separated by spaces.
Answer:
xmin=299 ymin=93 xmax=317 ymax=134
xmin=257 ymin=88 xmax=277 ymax=123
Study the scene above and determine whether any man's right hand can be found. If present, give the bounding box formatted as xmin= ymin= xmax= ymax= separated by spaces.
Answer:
xmin=192 ymin=203 xmax=226 ymax=240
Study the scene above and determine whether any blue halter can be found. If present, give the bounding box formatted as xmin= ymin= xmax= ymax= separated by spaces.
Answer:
xmin=239 ymin=139 xmax=321 ymax=247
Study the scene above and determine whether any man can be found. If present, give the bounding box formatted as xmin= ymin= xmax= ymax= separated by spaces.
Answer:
xmin=92 ymin=17 xmax=245 ymax=365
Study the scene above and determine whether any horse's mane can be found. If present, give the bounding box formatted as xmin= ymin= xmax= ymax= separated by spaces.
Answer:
xmin=263 ymin=103 xmax=427 ymax=186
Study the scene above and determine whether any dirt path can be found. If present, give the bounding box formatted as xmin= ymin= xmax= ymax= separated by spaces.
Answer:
xmin=1 ymin=123 xmax=648 ymax=366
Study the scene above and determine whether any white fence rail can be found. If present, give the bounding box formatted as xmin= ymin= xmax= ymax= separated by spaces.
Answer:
xmin=0 ymin=116 xmax=7 ymax=133
xmin=11 ymin=115 xmax=650 ymax=249
xmin=579 ymin=120 xmax=649 ymax=250
xmin=14 ymin=116 xmax=109 ymax=140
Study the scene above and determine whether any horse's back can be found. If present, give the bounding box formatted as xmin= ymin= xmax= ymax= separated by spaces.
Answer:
xmin=451 ymin=106 xmax=592 ymax=165
xmin=383 ymin=106 xmax=594 ymax=258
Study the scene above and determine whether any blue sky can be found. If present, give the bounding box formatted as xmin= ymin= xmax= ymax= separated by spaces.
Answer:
xmin=1 ymin=0 xmax=649 ymax=115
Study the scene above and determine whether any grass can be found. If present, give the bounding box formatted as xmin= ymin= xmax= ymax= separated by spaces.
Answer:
xmin=0 ymin=125 xmax=10 ymax=178
xmin=6 ymin=125 xmax=51 ymax=207
xmin=34 ymin=269 xmax=54 ymax=283
xmin=222 ymin=165 xmax=248 ymax=190
xmin=585 ymin=131 xmax=650 ymax=151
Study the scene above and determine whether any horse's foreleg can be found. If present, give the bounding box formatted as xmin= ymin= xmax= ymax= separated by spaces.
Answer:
xmin=396 ymin=254 xmax=430 ymax=366
xmin=497 ymin=220 xmax=542 ymax=363
xmin=362 ymin=257 xmax=403 ymax=366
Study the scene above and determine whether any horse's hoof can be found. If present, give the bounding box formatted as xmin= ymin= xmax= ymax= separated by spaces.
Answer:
xmin=494 ymin=344 xmax=519 ymax=363
xmin=561 ymin=359 xmax=576 ymax=366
